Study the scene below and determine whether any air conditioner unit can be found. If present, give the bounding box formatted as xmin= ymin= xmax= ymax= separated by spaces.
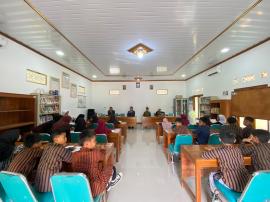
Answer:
xmin=207 ymin=66 xmax=221 ymax=77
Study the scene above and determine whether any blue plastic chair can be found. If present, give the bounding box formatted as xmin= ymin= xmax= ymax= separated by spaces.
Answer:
xmin=39 ymin=133 xmax=52 ymax=142
xmin=208 ymin=134 xmax=221 ymax=145
xmin=214 ymin=170 xmax=270 ymax=202
xmin=96 ymin=134 xmax=108 ymax=144
xmin=0 ymin=171 xmax=53 ymax=202
xmin=168 ymin=135 xmax=193 ymax=162
xmin=50 ymin=173 xmax=103 ymax=202
xmin=70 ymin=132 xmax=81 ymax=143
xmin=187 ymin=124 xmax=198 ymax=132
xmin=0 ymin=182 xmax=9 ymax=202
xmin=106 ymin=123 xmax=114 ymax=129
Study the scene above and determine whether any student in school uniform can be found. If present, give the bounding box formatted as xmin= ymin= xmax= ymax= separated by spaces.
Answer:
xmin=202 ymin=132 xmax=250 ymax=198
xmin=215 ymin=114 xmax=226 ymax=125
xmin=161 ymin=117 xmax=172 ymax=131
xmin=179 ymin=114 xmax=190 ymax=126
xmin=143 ymin=107 xmax=151 ymax=117
xmin=172 ymin=117 xmax=190 ymax=135
xmin=52 ymin=112 xmax=72 ymax=142
xmin=242 ymin=116 xmax=254 ymax=139
xmin=72 ymin=129 xmax=122 ymax=196
xmin=95 ymin=120 xmax=111 ymax=135
xmin=74 ymin=114 xmax=86 ymax=132
xmin=240 ymin=129 xmax=270 ymax=172
xmin=220 ymin=116 xmax=243 ymax=143
xmin=7 ymin=133 xmax=43 ymax=181
xmin=35 ymin=128 xmax=72 ymax=192
xmin=127 ymin=106 xmax=135 ymax=117
xmin=32 ymin=114 xmax=62 ymax=134
xmin=194 ymin=116 xmax=210 ymax=144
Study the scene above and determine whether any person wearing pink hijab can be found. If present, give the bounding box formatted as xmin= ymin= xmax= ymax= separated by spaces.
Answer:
xmin=95 ymin=120 xmax=111 ymax=135
xmin=180 ymin=114 xmax=190 ymax=126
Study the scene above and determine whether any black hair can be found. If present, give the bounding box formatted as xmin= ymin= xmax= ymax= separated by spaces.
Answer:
xmin=220 ymin=132 xmax=236 ymax=144
xmin=79 ymin=129 xmax=96 ymax=146
xmin=227 ymin=116 xmax=237 ymax=124
xmin=199 ymin=116 xmax=210 ymax=125
xmin=24 ymin=133 xmax=41 ymax=148
xmin=244 ymin=116 xmax=254 ymax=123
xmin=51 ymin=127 xmax=67 ymax=139
xmin=252 ymin=129 xmax=270 ymax=143
xmin=175 ymin=117 xmax=182 ymax=123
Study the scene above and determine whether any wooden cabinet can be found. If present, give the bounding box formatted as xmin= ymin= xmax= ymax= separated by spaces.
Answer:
xmin=210 ymin=100 xmax=231 ymax=119
xmin=0 ymin=92 xmax=36 ymax=132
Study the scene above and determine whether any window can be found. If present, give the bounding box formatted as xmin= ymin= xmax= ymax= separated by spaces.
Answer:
xmin=255 ymin=119 xmax=268 ymax=130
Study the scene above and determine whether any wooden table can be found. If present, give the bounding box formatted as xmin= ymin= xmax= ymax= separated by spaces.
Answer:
xmin=181 ymin=145 xmax=251 ymax=202
xmin=142 ymin=116 xmax=177 ymax=128
xmin=107 ymin=128 xmax=122 ymax=162
xmin=155 ymin=122 xmax=163 ymax=144
xmin=163 ymin=129 xmax=175 ymax=149
xmin=116 ymin=122 xmax=128 ymax=143
xmin=98 ymin=116 xmax=137 ymax=128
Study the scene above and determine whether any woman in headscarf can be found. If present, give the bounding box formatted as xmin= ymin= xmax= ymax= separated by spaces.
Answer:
xmin=0 ymin=129 xmax=20 ymax=170
xmin=180 ymin=114 xmax=190 ymax=126
xmin=75 ymin=114 xmax=86 ymax=132
xmin=216 ymin=114 xmax=226 ymax=125
xmin=95 ymin=120 xmax=111 ymax=135
xmin=52 ymin=112 xmax=72 ymax=141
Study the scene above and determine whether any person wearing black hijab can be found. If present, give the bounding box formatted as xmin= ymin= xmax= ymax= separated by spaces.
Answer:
xmin=74 ymin=114 xmax=86 ymax=132
xmin=0 ymin=129 xmax=20 ymax=170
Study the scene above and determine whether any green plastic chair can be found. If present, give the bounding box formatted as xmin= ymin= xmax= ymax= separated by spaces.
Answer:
xmin=89 ymin=123 xmax=98 ymax=129
xmin=215 ymin=170 xmax=270 ymax=202
xmin=39 ymin=133 xmax=52 ymax=142
xmin=187 ymin=124 xmax=198 ymax=131
xmin=208 ymin=134 xmax=221 ymax=145
xmin=0 ymin=171 xmax=53 ymax=202
xmin=168 ymin=113 xmax=174 ymax=116
xmin=96 ymin=134 xmax=108 ymax=144
xmin=50 ymin=173 xmax=103 ymax=202
xmin=106 ymin=123 xmax=114 ymax=129
xmin=70 ymin=132 xmax=81 ymax=143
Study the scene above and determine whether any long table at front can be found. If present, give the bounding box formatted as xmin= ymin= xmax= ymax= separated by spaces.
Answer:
xmin=181 ymin=145 xmax=251 ymax=202
xmin=142 ymin=116 xmax=177 ymax=128
xmin=98 ymin=116 xmax=137 ymax=127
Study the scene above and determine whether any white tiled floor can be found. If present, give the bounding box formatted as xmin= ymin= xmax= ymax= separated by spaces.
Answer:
xmin=107 ymin=126 xmax=194 ymax=202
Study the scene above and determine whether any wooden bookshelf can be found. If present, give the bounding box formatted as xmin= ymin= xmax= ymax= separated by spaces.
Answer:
xmin=0 ymin=92 xmax=36 ymax=132
xmin=210 ymin=99 xmax=231 ymax=119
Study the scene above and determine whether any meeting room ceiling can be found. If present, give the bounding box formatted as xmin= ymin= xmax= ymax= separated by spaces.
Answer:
xmin=0 ymin=0 xmax=269 ymax=81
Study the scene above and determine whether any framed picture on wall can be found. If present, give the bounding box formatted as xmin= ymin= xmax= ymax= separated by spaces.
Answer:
xmin=150 ymin=85 xmax=153 ymax=90
xmin=136 ymin=82 xmax=140 ymax=88
xmin=70 ymin=83 xmax=77 ymax=98
xmin=62 ymin=72 xmax=70 ymax=89
xmin=26 ymin=69 xmax=47 ymax=85
xmin=50 ymin=77 xmax=60 ymax=92
xmin=78 ymin=86 xmax=86 ymax=95
xmin=78 ymin=95 xmax=86 ymax=108
xmin=156 ymin=89 xmax=168 ymax=95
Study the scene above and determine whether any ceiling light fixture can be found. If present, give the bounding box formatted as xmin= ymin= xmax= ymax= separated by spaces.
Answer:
xmin=157 ymin=66 xmax=167 ymax=73
xmin=110 ymin=67 xmax=120 ymax=74
xmin=256 ymin=11 xmax=263 ymax=16
xmin=92 ymin=75 xmax=97 ymax=79
xmin=134 ymin=76 xmax=143 ymax=82
xmin=128 ymin=43 xmax=153 ymax=58
xmin=181 ymin=74 xmax=186 ymax=78
xmin=56 ymin=50 xmax=64 ymax=56
xmin=221 ymin=48 xmax=230 ymax=53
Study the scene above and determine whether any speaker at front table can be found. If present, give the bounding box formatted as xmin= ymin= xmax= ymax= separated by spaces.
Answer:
xmin=87 ymin=109 xmax=96 ymax=119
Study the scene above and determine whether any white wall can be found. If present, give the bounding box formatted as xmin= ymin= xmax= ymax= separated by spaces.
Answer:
xmin=186 ymin=41 xmax=270 ymax=98
xmin=0 ymin=35 xmax=92 ymax=118
xmin=91 ymin=81 xmax=186 ymax=120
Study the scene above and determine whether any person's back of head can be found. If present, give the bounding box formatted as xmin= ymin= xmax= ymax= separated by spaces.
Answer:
xmin=24 ymin=133 xmax=42 ymax=148
xmin=79 ymin=129 xmax=96 ymax=148
xmin=199 ymin=116 xmax=210 ymax=126
xmin=251 ymin=129 xmax=270 ymax=143
xmin=244 ymin=116 xmax=254 ymax=127
xmin=175 ymin=117 xmax=183 ymax=126
xmin=220 ymin=132 xmax=236 ymax=144
xmin=227 ymin=116 xmax=237 ymax=125
xmin=51 ymin=127 xmax=68 ymax=145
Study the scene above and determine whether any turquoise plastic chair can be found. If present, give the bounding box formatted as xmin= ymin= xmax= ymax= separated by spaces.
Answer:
xmin=210 ymin=124 xmax=222 ymax=130
xmin=0 ymin=171 xmax=53 ymax=202
xmin=96 ymin=134 xmax=108 ymax=144
xmin=214 ymin=170 xmax=270 ymax=202
xmin=89 ymin=123 xmax=98 ymax=129
xmin=168 ymin=113 xmax=174 ymax=116
xmin=168 ymin=135 xmax=193 ymax=162
xmin=39 ymin=133 xmax=52 ymax=142
xmin=106 ymin=123 xmax=114 ymax=129
xmin=70 ymin=132 xmax=81 ymax=143
xmin=208 ymin=134 xmax=221 ymax=145
xmin=119 ymin=113 xmax=125 ymax=117
xmin=187 ymin=124 xmax=198 ymax=132
xmin=50 ymin=173 xmax=103 ymax=202
xmin=0 ymin=182 xmax=9 ymax=202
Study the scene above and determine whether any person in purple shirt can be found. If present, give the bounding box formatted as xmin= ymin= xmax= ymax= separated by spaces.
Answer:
xmin=194 ymin=116 xmax=210 ymax=144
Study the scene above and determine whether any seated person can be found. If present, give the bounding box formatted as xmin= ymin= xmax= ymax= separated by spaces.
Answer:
xmin=0 ymin=129 xmax=21 ymax=170
xmin=127 ymin=106 xmax=135 ymax=117
xmin=220 ymin=116 xmax=243 ymax=143
xmin=52 ymin=112 xmax=72 ymax=142
xmin=7 ymin=133 xmax=43 ymax=181
xmin=72 ymin=129 xmax=122 ymax=197
xmin=215 ymin=114 xmax=226 ymax=125
xmin=240 ymin=129 xmax=270 ymax=172
xmin=95 ymin=120 xmax=111 ymax=135
xmin=194 ymin=117 xmax=210 ymax=144
xmin=155 ymin=109 xmax=165 ymax=117
xmin=33 ymin=114 xmax=62 ymax=134
xmin=202 ymin=132 xmax=250 ymax=195
xmin=161 ymin=118 xmax=172 ymax=131
xmin=143 ymin=107 xmax=151 ymax=117
xmin=173 ymin=117 xmax=190 ymax=134
xmin=107 ymin=115 xmax=120 ymax=126
xmin=107 ymin=107 xmax=115 ymax=117
xmin=35 ymin=127 xmax=72 ymax=192
xmin=180 ymin=114 xmax=190 ymax=126
xmin=74 ymin=114 xmax=86 ymax=132
xmin=242 ymin=117 xmax=254 ymax=139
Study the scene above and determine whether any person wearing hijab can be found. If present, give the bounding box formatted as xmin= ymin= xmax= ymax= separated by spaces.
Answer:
xmin=216 ymin=114 xmax=226 ymax=125
xmin=180 ymin=114 xmax=190 ymax=126
xmin=52 ymin=112 xmax=72 ymax=141
xmin=33 ymin=113 xmax=62 ymax=134
xmin=0 ymin=129 xmax=21 ymax=170
xmin=95 ymin=120 xmax=111 ymax=135
xmin=74 ymin=114 xmax=86 ymax=132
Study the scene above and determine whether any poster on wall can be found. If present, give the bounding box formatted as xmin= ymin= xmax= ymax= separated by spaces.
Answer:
xmin=26 ymin=69 xmax=47 ymax=85
xmin=62 ymin=72 xmax=70 ymax=89
xmin=78 ymin=95 xmax=86 ymax=108
xmin=70 ymin=83 xmax=77 ymax=98
xmin=78 ymin=86 xmax=86 ymax=95
xmin=50 ymin=77 xmax=60 ymax=92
